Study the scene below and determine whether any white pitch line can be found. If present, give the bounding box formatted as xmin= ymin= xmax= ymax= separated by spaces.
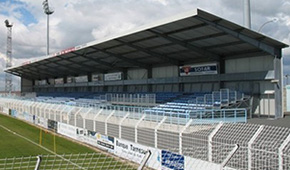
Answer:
xmin=0 ymin=124 xmax=87 ymax=170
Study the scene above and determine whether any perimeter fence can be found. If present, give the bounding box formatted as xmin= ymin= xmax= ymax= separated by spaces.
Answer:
xmin=0 ymin=98 xmax=290 ymax=170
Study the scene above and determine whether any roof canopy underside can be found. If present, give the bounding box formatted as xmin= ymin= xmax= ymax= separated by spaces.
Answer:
xmin=6 ymin=9 xmax=288 ymax=80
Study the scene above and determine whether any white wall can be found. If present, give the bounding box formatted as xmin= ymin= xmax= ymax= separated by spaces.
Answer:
xmin=152 ymin=65 xmax=178 ymax=78
xmin=225 ymin=56 xmax=274 ymax=73
xmin=127 ymin=69 xmax=147 ymax=80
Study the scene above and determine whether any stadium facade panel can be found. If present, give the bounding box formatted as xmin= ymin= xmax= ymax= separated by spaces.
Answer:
xmin=5 ymin=9 xmax=288 ymax=118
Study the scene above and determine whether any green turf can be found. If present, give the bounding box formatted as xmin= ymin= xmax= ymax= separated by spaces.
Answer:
xmin=0 ymin=114 xmax=94 ymax=158
xmin=0 ymin=114 xmax=136 ymax=169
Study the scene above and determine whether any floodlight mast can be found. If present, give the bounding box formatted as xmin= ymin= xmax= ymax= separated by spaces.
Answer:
xmin=4 ymin=20 xmax=13 ymax=94
xmin=244 ymin=0 xmax=251 ymax=29
xmin=42 ymin=0 xmax=54 ymax=56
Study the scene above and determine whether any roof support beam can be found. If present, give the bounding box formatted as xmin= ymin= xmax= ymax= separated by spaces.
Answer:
xmin=37 ymin=63 xmax=78 ymax=76
xmin=116 ymin=39 xmax=181 ymax=66
xmin=184 ymin=32 xmax=227 ymax=43
xmin=17 ymin=69 xmax=44 ymax=79
xmin=103 ymin=24 xmax=207 ymax=51
xmin=196 ymin=16 xmax=281 ymax=57
xmin=23 ymin=67 xmax=56 ymax=78
xmin=148 ymin=29 xmax=220 ymax=61
xmin=65 ymin=58 xmax=106 ymax=73
xmin=71 ymin=51 xmax=114 ymax=69
xmin=204 ymin=41 xmax=244 ymax=50
xmin=91 ymin=47 xmax=151 ymax=69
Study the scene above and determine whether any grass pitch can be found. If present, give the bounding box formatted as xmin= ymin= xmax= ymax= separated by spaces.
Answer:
xmin=0 ymin=114 xmax=137 ymax=170
xmin=0 ymin=114 xmax=93 ymax=158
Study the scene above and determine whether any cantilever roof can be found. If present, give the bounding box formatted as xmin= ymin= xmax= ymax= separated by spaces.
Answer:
xmin=6 ymin=9 xmax=288 ymax=80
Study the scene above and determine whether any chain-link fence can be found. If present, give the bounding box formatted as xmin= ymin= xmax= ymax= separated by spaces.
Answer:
xmin=1 ymin=98 xmax=290 ymax=169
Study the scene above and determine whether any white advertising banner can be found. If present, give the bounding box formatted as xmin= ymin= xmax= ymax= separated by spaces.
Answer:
xmin=179 ymin=63 xmax=218 ymax=76
xmin=3 ymin=108 xmax=9 ymax=115
xmin=114 ymin=138 xmax=151 ymax=164
xmin=83 ymin=131 xmax=115 ymax=153
xmin=36 ymin=116 xmax=48 ymax=129
xmin=185 ymin=156 xmax=222 ymax=170
xmin=104 ymin=72 xmax=122 ymax=81
xmin=23 ymin=112 xmax=34 ymax=124
xmin=57 ymin=122 xmax=78 ymax=140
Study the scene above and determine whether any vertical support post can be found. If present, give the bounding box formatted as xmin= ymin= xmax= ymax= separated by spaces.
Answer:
xmin=34 ymin=156 xmax=42 ymax=170
xmin=105 ymin=110 xmax=115 ymax=135
xmin=82 ymin=108 xmax=93 ymax=129
xmin=43 ymin=104 xmax=50 ymax=119
xmin=66 ymin=106 xmax=75 ymax=124
xmin=274 ymin=53 xmax=283 ymax=118
xmin=244 ymin=0 xmax=251 ymax=29
xmin=93 ymin=109 xmax=103 ymax=132
xmin=54 ymin=105 xmax=62 ymax=121
xmin=135 ymin=114 xmax=146 ymax=143
xmin=278 ymin=133 xmax=290 ymax=170
xmin=220 ymin=144 xmax=240 ymax=170
xmin=248 ymin=125 xmax=264 ymax=170
xmin=208 ymin=122 xmax=223 ymax=162
xmin=154 ymin=116 xmax=167 ymax=148
xmin=138 ymin=150 xmax=152 ymax=170
xmin=119 ymin=112 xmax=130 ymax=138
xmin=179 ymin=119 xmax=193 ymax=154
xmin=59 ymin=106 xmax=68 ymax=123
xmin=74 ymin=108 xmax=83 ymax=127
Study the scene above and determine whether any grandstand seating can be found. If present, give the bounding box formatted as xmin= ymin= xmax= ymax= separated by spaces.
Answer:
xmin=143 ymin=89 xmax=247 ymax=119
xmin=35 ymin=89 xmax=248 ymax=121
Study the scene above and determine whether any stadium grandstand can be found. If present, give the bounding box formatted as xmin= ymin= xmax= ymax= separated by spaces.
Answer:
xmin=1 ymin=9 xmax=290 ymax=170
xmin=5 ymin=9 xmax=288 ymax=119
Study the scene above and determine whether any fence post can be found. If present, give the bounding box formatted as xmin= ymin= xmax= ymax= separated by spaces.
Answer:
xmin=220 ymin=144 xmax=239 ymax=170
xmin=66 ymin=106 xmax=75 ymax=124
xmin=105 ymin=110 xmax=115 ymax=135
xmin=59 ymin=106 xmax=68 ymax=123
xmin=248 ymin=125 xmax=264 ymax=170
xmin=155 ymin=116 xmax=167 ymax=148
xmin=82 ymin=108 xmax=93 ymax=129
xmin=93 ymin=109 xmax=103 ymax=132
xmin=119 ymin=112 xmax=130 ymax=138
xmin=34 ymin=155 xmax=42 ymax=170
xmin=138 ymin=150 xmax=152 ymax=170
xmin=55 ymin=105 xmax=62 ymax=121
xmin=135 ymin=114 xmax=146 ymax=143
xmin=179 ymin=119 xmax=193 ymax=155
xmin=74 ymin=108 xmax=83 ymax=127
xmin=278 ymin=133 xmax=290 ymax=170
xmin=208 ymin=122 xmax=223 ymax=162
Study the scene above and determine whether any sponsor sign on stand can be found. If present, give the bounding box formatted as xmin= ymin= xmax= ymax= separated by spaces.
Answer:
xmin=161 ymin=150 xmax=184 ymax=170
xmin=11 ymin=110 xmax=18 ymax=117
xmin=180 ymin=63 xmax=218 ymax=76
xmin=185 ymin=156 xmax=221 ymax=170
xmin=104 ymin=72 xmax=122 ymax=81
xmin=47 ymin=119 xmax=58 ymax=132
xmin=3 ymin=108 xmax=9 ymax=115
xmin=23 ymin=112 xmax=34 ymax=123
xmin=114 ymin=139 xmax=149 ymax=164
xmin=57 ymin=122 xmax=78 ymax=140
xmin=36 ymin=116 xmax=48 ymax=129
xmin=82 ymin=130 xmax=98 ymax=147
xmin=96 ymin=133 xmax=115 ymax=153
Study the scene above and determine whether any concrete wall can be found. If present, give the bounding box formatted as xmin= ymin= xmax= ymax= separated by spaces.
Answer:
xmin=225 ymin=55 xmax=274 ymax=73
xmin=21 ymin=78 xmax=33 ymax=92
xmin=127 ymin=69 xmax=147 ymax=80
xmin=152 ymin=65 xmax=178 ymax=78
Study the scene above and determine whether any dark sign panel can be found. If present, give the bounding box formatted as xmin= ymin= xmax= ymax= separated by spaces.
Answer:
xmin=47 ymin=119 xmax=58 ymax=132
xmin=180 ymin=63 xmax=218 ymax=76
xmin=161 ymin=150 xmax=184 ymax=170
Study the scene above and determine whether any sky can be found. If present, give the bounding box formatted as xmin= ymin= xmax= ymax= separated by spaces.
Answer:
xmin=0 ymin=0 xmax=289 ymax=91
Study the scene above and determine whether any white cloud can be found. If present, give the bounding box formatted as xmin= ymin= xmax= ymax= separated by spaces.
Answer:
xmin=0 ymin=0 xmax=289 ymax=90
